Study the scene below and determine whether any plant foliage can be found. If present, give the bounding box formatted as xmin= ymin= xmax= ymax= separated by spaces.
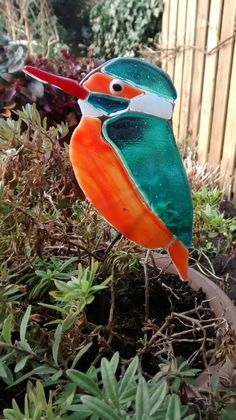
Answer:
xmin=0 ymin=0 xmax=60 ymax=57
xmin=193 ymin=187 xmax=236 ymax=254
xmin=49 ymin=0 xmax=95 ymax=53
xmin=0 ymin=103 xmax=114 ymax=276
xmin=0 ymin=42 xmax=95 ymax=124
xmin=90 ymin=0 xmax=163 ymax=58
xmin=0 ymin=104 xmax=236 ymax=417
xmin=2 ymin=348 xmax=236 ymax=419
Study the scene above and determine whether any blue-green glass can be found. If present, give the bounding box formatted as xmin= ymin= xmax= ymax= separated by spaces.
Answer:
xmin=88 ymin=93 xmax=129 ymax=115
xmin=103 ymin=113 xmax=193 ymax=247
xmin=103 ymin=58 xmax=177 ymax=102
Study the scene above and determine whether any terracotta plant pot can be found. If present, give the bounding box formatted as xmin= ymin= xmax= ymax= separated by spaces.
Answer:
xmin=144 ymin=252 xmax=236 ymax=388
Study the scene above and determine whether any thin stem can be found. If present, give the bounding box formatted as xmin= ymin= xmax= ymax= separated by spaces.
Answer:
xmin=144 ymin=249 xmax=151 ymax=322
xmin=108 ymin=265 xmax=116 ymax=328
xmin=103 ymin=232 xmax=122 ymax=261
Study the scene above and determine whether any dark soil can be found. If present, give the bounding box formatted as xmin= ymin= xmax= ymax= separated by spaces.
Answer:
xmin=220 ymin=199 xmax=236 ymax=219
xmin=84 ymin=265 xmax=219 ymax=377
xmin=213 ymin=200 xmax=236 ymax=304
xmin=212 ymin=253 xmax=236 ymax=302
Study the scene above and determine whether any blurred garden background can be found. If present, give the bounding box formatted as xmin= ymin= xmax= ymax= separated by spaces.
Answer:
xmin=0 ymin=0 xmax=235 ymax=195
xmin=0 ymin=0 xmax=236 ymax=418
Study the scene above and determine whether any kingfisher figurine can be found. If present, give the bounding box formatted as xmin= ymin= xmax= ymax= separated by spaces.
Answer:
xmin=23 ymin=58 xmax=193 ymax=281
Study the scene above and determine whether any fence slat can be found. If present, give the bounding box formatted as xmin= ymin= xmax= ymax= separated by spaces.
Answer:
xmin=220 ymin=41 xmax=236 ymax=196
xmin=208 ymin=0 xmax=236 ymax=169
xmin=162 ymin=0 xmax=236 ymax=196
xmin=161 ymin=0 xmax=170 ymax=72
xmin=166 ymin=0 xmax=178 ymax=82
xmin=188 ymin=0 xmax=209 ymax=143
xmin=173 ymin=0 xmax=187 ymax=138
xmin=233 ymin=170 xmax=236 ymax=197
xmin=178 ymin=0 xmax=197 ymax=143
xmin=197 ymin=0 xmax=223 ymax=163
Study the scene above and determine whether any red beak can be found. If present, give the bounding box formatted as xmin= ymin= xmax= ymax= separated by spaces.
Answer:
xmin=23 ymin=65 xmax=89 ymax=100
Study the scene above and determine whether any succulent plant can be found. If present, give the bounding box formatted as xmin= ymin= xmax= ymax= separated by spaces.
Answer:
xmin=0 ymin=44 xmax=95 ymax=124
xmin=0 ymin=44 xmax=25 ymax=76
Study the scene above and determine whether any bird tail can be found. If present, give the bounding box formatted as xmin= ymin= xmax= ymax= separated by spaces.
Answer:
xmin=167 ymin=239 xmax=189 ymax=282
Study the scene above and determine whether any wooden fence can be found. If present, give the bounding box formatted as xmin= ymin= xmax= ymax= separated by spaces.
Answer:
xmin=161 ymin=0 xmax=236 ymax=197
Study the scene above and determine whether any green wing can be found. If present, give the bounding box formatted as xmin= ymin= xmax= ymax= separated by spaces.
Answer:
xmin=102 ymin=113 xmax=193 ymax=247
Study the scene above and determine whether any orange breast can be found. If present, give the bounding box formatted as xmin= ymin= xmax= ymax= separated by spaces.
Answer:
xmin=69 ymin=117 xmax=173 ymax=249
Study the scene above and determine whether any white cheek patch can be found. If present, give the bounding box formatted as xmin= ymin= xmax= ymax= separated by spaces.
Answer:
xmin=78 ymin=99 xmax=103 ymax=118
xmin=78 ymin=94 xmax=174 ymax=120
xmin=129 ymin=93 xmax=174 ymax=120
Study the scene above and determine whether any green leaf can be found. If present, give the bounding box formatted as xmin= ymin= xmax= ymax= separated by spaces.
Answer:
xmin=7 ymin=365 xmax=58 ymax=388
xmin=2 ymin=313 xmax=13 ymax=345
xmin=3 ymin=409 xmax=19 ymax=420
xmin=210 ymin=372 xmax=220 ymax=396
xmin=42 ymin=116 xmax=47 ymax=130
xmin=50 ymin=368 xmax=63 ymax=382
xmin=55 ymin=271 xmax=78 ymax=280
xmin=178 ymin=369 xmax=201 ymax=377
xmin=149 ymin=380 xmax=167 ymax=415
xmin=101 ymin=357 xmax=119 ymax=408
xmin=20 ymin=305 xmax=31 ymax=342
xmin=208 ymin=232 xmax=218 ymax=238
xmin=55 ymin=382 xmax=76 ymax=407
xmin=14 ymin=355 xmax=32 ymax=373
xmin=3 ymin=401 xmax=24 ymax=420
xmin=172 ymin=377 xmax=181 ymax=393
xmin=166 ymin=394 xmax=181 ymax=420
xmin=85 ymin=365 xmax=99 ymax=383
xmin=221 ymin=405 xmax=236 ymax=420
xmin=0 ymin=360 xmax=8 ymax=378
xmin=39 ymin=303 xmax=67 ymax=315
xmin=0 ymin=350 xmax=15 ymax=364
xmin=24 ymin=392 xmax=30 ymax=418
xmin=1 ymin=364 xmax=14 ymax=385
xmin=32 ymin=407 xmax=42 ymax=420
xmin=85 ymin=295 xmax=94 ymax=304
xmin=50 ymin=291 xmax=74 ymax=301
xmin=7 ymin=370 xmax=35 ymax=388
xmin=17 ymin=340 xmax=34 ymax=355
xmin=80 ymin=396 xmax=120 ymax=420
xmin=119 ymin=356 xmax=138 ymax=399
xmin=90 ymin=284 xmax=109 ymax=292
xmin=90 ymin=276 xmax=112 ymax=292
xmin=118 ymin=385 xmax=137 ymax=405
xmin=60 ymin=257 xmax=78 ymax=271
xmin=66 ymin=406 xmax=94 ymax=419
xmin=135 ymin=377 xmax=150 ymax=420
xmin=54 ymin=280 xmax=72 ymax=293
xmin=53 ymin=324 xmax=62 ymax=366
xmin=109 ymin=351 xmax=119 ymax=374
xmin=36 ymin=381 xmax=48 ymax=410
xmin=100 ymin=275 xmax=112 ymax=286
xmin=81 ymin=279 xmax=90 ymax=293
xmin=176 ymin=358 xmax=188 ymax=372
xmin=71 ymin=342 xmax=92 ymax=369
xmin=62 ymin=313 xmax=77 ymax=332
xmin=11 ymin=399 xmax=24 ymax=418
xmin=66 ymin=369 xmax=103 ymax=398
xmin=46 ymin=392 xmax=55 ymax=420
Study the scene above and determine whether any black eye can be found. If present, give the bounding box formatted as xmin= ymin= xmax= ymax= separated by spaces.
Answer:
xmin=110 ymin=79 xmax=124 ymax=94
xmin=113 ymin=83 xmax=122 ymax=92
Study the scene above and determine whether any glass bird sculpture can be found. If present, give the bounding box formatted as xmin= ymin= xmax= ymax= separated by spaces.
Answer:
xmin=24 ymin=58 xmax=193 ymax=281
